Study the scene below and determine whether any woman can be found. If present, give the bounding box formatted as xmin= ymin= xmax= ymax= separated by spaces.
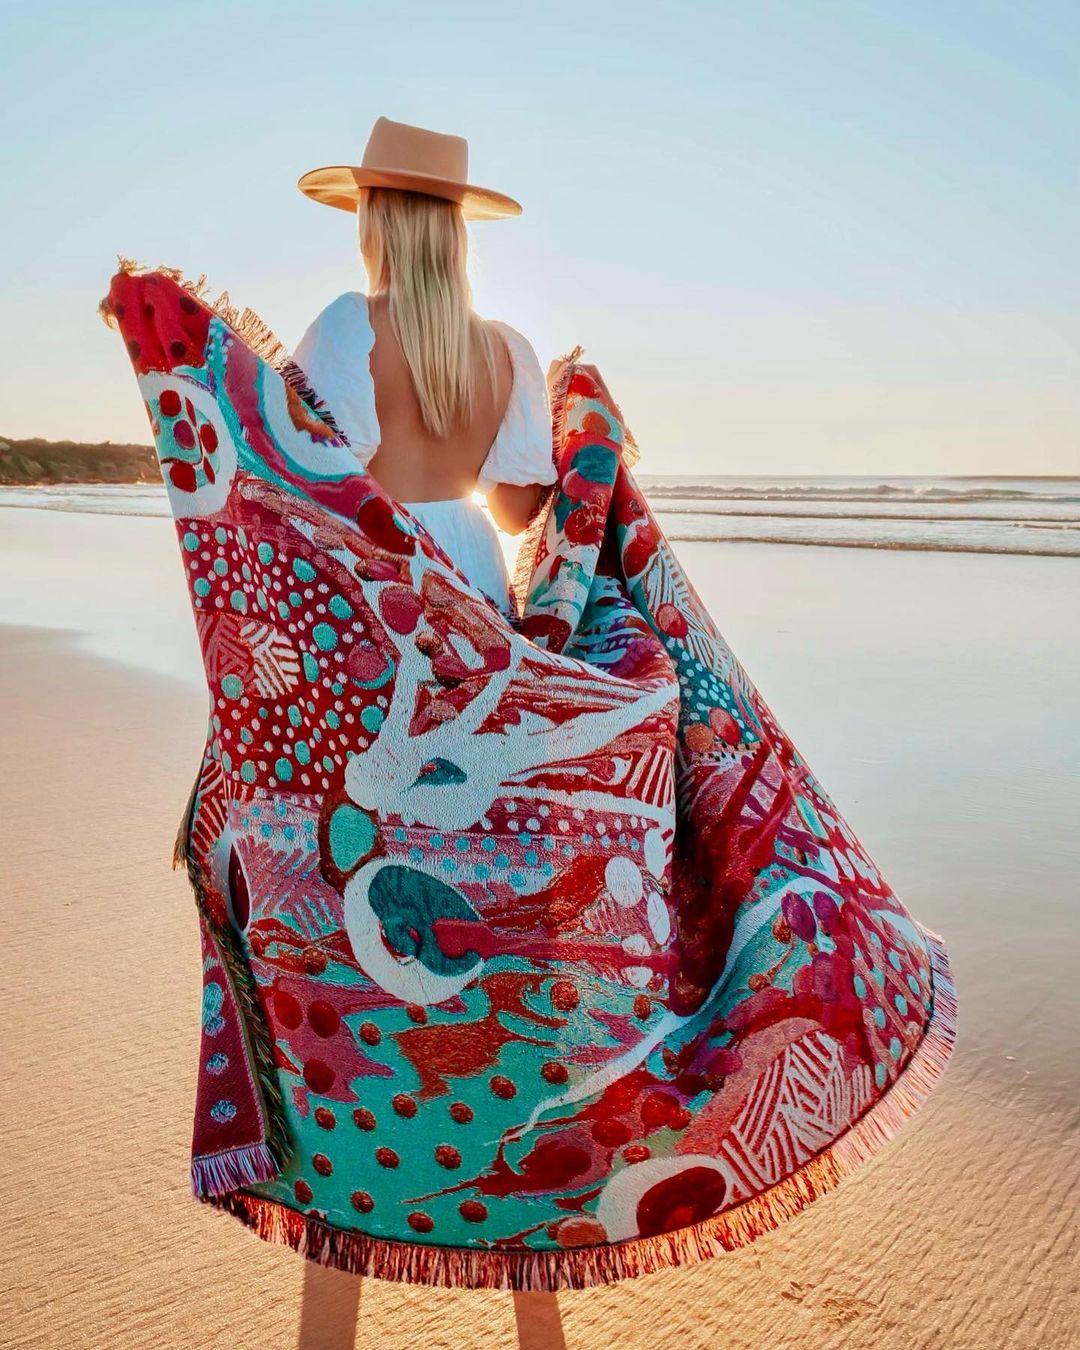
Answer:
xmin=293 ymin=115 xmax=557 ymax=617
xmin=102 ymin=197 xmax=956 ymax=1292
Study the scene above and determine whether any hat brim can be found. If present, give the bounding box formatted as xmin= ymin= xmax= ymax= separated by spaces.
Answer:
xmin=297 ymin=165 xmax=522 ymax=221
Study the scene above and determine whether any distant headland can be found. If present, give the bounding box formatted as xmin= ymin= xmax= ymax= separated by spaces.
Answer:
xmin=0 ymin=436 xmax=158 ymax=485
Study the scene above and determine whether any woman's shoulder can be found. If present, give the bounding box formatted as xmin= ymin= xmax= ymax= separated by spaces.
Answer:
xmin=300 ymin=290 xmax=370 ymax=342
xmin=480 ymin=318 xmax=546 ymax=401
xmin=292 ymin=292 xmax=379 ymax=458
xmin=294 ymin=292 xmax=374 ymax=373
xmin=483 ymin=316 xmax=535 ymax=362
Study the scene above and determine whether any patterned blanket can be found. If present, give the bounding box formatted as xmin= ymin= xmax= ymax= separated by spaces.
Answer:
xmin=104 ymin=263 xmax=956 ymax=1291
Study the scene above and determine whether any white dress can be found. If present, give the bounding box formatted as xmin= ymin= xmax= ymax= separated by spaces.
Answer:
xmin=292 ymin=293 xmax=557 ymax=616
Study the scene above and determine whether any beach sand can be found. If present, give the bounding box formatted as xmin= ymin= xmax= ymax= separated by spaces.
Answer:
xmin=1 ymin=509 xmax=1078 ymax=1348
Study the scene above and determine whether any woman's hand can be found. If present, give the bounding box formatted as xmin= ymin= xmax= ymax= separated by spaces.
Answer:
xmin=579 ymin=361 xmax=617 ymax=405
xmin=547 ymin=354 xmax=616 ymax=406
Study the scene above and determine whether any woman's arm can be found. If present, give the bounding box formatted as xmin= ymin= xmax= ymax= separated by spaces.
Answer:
xmin=486 ymin=361 xmax=613 ymax=534
xmin=486 ymin=481 xmax=544 ymax=535
xmin=480 ymin=322 xmax=559 ymax=532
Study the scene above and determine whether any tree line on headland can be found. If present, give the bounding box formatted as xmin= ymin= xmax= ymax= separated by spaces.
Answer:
xmin=0 ymin=436 xmax=159 ymax=485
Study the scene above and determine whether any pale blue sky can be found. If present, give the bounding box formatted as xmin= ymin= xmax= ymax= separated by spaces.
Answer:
xmin=1 ymin=1 xmax=1077 ymax=474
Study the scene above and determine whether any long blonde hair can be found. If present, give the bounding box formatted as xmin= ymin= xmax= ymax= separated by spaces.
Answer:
xmin=357 ymin=186 xmax=500 ymax=438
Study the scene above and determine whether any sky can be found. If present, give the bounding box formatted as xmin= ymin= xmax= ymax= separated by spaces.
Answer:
xmin=1 ymin=0 xmax=1077 ymax=476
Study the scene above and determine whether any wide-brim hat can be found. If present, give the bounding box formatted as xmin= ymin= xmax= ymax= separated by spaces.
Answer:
xmin=298 ymin=116 xmax=522 ymax=221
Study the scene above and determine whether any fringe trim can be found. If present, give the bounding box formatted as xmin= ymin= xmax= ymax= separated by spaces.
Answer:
xmin=509 ymin=479 xmax=557 ymax=621
xmin=192 ymin=1142 xmax=281 ymax=1199
xmin=203 ymin=922 xmax=956 ymax=1292
xmin=191 ymin=872 xmax=294 ymax=1176
xmin=171 ymin=763 xmax=199 ymax=870
xmin=173 ymin=767 xmax=294 ymax=1176
xmin=99 ymin=257 xmax=343 ymax=437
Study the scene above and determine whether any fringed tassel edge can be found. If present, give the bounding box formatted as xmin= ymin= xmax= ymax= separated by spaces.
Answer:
xmin=99 ymin=257 xmax=343 ymax=437
xmin=191 ymin=876 xmax=295 ymax=1174
xmin=192 ymin=1142 xmax=281 ymax=1199
xmin=171 ymin=765 xmax=199 ymax=870
xmin=549 ymin=345 xmax=642 ymax=470
xmin=509 ymin=479 xmax=558 ymax=620
xmin=172 ymin=762 xmax=294 ymax=1174
xmin=204 ymin=923 xmax=956 ymax=1292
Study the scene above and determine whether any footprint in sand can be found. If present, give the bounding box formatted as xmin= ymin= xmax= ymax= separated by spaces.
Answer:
xmin=820 ymin=1293 xmax=876 ymax=1326
xmin=778 ymin=1282 xmax=876 ymax=1327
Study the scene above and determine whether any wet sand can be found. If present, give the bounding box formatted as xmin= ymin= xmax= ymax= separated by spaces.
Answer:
xmin=1 ymin=512 xmax=1078 ymax=1348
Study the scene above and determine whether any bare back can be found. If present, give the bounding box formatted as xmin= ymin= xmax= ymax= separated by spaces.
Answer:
xmin=364 ymin=294 xmax=514 ymax=503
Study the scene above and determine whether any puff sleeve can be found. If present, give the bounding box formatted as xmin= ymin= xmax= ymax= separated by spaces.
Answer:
xmin=477 ymin=321 xmax=557 ymax=494
xmin=291 ymin=292 xmax=380 ymax=464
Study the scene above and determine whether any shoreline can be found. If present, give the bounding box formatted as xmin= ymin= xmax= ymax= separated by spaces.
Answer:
xmin=663 ymin=531 xmax=1080 ymax=556
xmin=4 ymin=495 xmax=1080 ymax=559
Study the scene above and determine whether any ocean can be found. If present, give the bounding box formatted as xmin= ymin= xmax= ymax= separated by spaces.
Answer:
xmin=2 ymin=475 xmax=1078 ymax=556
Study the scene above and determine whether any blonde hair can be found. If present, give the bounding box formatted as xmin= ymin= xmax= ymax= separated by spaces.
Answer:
xmin=357 ymin=186 xmax=500 ymax=438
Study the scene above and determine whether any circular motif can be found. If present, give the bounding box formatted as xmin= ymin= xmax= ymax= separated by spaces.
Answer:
xmin=606 ymin=856 xmax=643 ymax=908
xmin=379 ymin=584 xmax=423 ymax=634
xmin=550 ymin=980 xmax=579 ymax=1013
xmin=655 ymin=603 xmax=688 ymax=638
xmin=307 ymin=1000 xmax=340 ymax=1037
xmin=342 ymin=859 xmax=484 ymax=1005
xmin=303 ymin=1060 xmax=335 ymax=1094
xmin=138 ymin=371 xmax=236 ymax=517
xmin=595 ymin=1154 xmax=732 ymax=1242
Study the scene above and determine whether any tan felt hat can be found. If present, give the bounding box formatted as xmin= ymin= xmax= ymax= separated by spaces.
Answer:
xmin=298 ymin=115 xmax=522 ymax=221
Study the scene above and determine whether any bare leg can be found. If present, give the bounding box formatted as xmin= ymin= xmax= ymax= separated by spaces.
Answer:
xmin=297 ymin=1261 xmax=362 ymax=1349
xmin=513 ymin=1291 xmax=567 ymax=1350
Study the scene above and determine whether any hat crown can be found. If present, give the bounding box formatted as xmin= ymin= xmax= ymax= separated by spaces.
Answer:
xmin=361 ymin=116 xmax=468 ymax=184
xmin=297 ymin=115 xmax=520 ymax=220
